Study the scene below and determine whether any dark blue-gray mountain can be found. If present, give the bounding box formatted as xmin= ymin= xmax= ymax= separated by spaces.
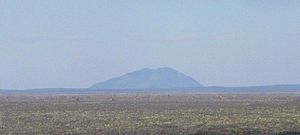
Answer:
xmin=90 ymin=67 xmax=202 ymax=89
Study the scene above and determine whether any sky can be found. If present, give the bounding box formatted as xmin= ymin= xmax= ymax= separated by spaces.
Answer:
xmin=1 ymin=0 xmax=300 ymax=89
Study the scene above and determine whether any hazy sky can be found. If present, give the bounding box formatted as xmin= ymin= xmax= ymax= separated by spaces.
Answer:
xmin=1 ymin=0 xmax=300 ymax=89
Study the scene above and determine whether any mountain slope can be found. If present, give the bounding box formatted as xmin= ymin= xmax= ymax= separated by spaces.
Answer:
xmin=90 ymin=67 xmax=202 ymax=89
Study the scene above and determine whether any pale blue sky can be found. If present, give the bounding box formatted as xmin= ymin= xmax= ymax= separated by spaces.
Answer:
xmin=1 ymin=0 xmax=300 ymax=89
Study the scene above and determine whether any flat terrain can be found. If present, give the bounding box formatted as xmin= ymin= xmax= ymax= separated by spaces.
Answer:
xmin=1 ymin=93 xmax=300 ymax=135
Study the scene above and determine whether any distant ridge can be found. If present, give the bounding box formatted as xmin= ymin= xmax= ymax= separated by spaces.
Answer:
xmin=90 ymin=67 xmax=202 ymax=90
xmin=1 ymin=67 xmax=300 ymax=93
xmin=1 ymin=84 xmax=300 ymax=94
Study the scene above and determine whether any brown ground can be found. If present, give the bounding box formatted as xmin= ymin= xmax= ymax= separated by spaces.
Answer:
xmin=0 ymin=93 xmax=300 ymax=135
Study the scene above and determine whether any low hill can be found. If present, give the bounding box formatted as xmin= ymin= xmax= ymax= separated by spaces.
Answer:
xmin=90 ymin=67 xmax=202 ymax=90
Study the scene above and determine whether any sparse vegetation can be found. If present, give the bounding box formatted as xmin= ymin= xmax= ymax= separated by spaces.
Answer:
xmin=0 ymin=93 xmax=300 ymax=135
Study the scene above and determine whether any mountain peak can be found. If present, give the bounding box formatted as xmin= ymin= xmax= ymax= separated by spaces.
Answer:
xmin=156 ymin=67 xmax=177 ymax=72
xmin=90 ymin=67 xmax=203 ymax=90
xmin=156 ymin=67 xmax=175 ymax=70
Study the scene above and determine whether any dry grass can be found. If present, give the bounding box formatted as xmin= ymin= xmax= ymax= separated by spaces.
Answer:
xmin=0 ymin=93 xmax=300 ymax=135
